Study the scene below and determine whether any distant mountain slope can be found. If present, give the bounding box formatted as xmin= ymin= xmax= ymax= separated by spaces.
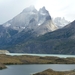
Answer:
xmin=0 ymin=6 xmax=58 ymax=51
xmin=6 ymin=20 xmax=75 ymax=54
xmin=53 ymin=17 xmax=70 ymax=28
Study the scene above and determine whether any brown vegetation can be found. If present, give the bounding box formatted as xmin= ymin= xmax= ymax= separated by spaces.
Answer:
xmin=0 ymin=54 xmax=75 ymax=70
xmin=33 ymin=69 xmax=75 ymax=75
xmin=0 ymin=63 xmax=6 ymax=70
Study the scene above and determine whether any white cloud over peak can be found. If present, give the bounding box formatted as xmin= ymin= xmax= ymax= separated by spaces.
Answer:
xmin=0 ymin=0 xmax=75 ymax=24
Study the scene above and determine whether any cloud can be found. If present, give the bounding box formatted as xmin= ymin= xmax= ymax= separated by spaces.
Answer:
xmin=0 ymin=0 xmax=75 ymax=24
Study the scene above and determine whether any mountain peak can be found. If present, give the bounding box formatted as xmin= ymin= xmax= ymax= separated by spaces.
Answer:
xmin=22 ymin=5 xmax=37 ymax=13
xmin=28 ymin=5 xmax=35 ymax=10
xmin=39 ymin=6 xmax=48 ymax=13
xmin=53 ymin=17 xmax=70 ymax=28
xmin=41 ymin=6 xmax=46 ymax=10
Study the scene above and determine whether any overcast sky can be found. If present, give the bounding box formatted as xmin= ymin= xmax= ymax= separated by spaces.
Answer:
xmin=0 ymin=0 xmax=75 ymax=24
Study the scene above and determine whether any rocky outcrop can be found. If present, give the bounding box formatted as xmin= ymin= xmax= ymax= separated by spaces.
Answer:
xmin=0 ymin=50 xmax=10 ymax=54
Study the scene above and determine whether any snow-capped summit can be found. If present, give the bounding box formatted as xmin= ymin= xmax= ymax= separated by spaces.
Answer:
xmin=22 ymin=6 xmax=37 ymax=13
xmin=53 ymin=17 xmax=70 ymax=28
xmin=39 ymin=7 xmax=47 ymax=12
xmin=2 ymin=6 xmax=58 ymax=36
xmin=39 ymin=7 xmax=50 ymax=16
xmin=38 ymin=6 xmax=51 ymax=26
xmin=3 ymin=6 xmax=38 ymax=31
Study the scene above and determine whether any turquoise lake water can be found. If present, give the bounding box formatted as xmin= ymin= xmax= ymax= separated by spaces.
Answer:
xmin=6 ymin=53 xmax=75 ymax=58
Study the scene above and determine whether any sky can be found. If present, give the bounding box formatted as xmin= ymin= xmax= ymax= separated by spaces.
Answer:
xmin=0 ymin=0 xmax=75 ymax=24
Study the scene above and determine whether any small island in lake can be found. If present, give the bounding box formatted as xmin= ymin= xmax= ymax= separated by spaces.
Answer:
xmin=33 ymin=69 xmax=75 ymax=75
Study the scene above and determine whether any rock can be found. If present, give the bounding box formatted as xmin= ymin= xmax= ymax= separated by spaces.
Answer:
xmin=0 ymin=50 xmax=10 ymax=54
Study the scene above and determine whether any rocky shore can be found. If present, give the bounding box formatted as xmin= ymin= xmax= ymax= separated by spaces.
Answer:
xmin=0 ymin=63 xmax=7 ymax=70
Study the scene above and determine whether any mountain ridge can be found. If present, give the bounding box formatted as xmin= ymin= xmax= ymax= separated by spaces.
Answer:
xmin=0 ymin=6 xmax=75 ymax=54
xmin=5 ymin=20 xmax=75 ymax=54
xmin=0 ymin=6 xmax=58 ymax=48
xmin=53 ymin=17 xmax=70 ymax=28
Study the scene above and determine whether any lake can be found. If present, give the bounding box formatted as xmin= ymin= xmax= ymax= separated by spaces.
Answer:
xmin=0 ymin=64 xmax=75 ymax=75
xmin=6 ymin=53 xmax=75 ymax=58
xmin=1 ymin=53 xmax=75 ymax=75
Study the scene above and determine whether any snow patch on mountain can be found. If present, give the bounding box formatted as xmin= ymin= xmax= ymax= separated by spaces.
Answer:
xmin=4 ymin=23 xmax=11 ymax=27
xmin=53 ymin=17 xmax=70 ymax=28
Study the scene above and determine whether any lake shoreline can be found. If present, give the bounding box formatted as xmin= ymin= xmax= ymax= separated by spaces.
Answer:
xmin=33 ymin=69 xmax=75 ymax=75
xmin=1 ymin=54 xmax=75 ymax=70
xmin=0 ymin=64 xmax=7 ymax=70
